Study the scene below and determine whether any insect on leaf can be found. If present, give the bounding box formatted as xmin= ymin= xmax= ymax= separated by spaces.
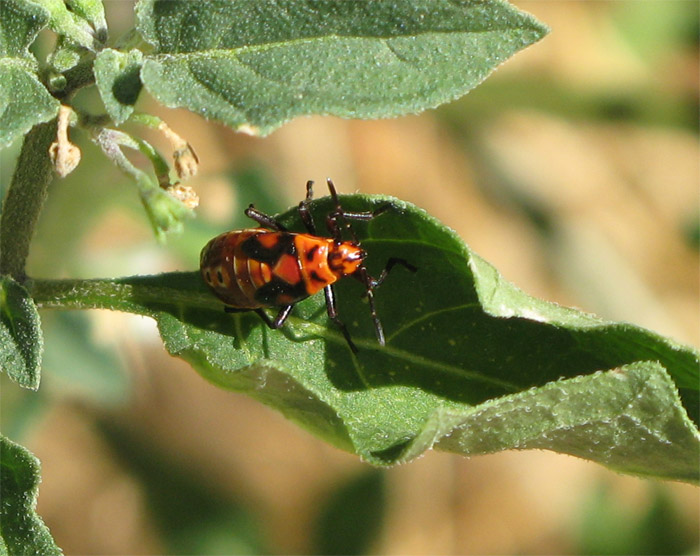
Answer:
xmin=29 ymin=195 xmax=700 ymax=483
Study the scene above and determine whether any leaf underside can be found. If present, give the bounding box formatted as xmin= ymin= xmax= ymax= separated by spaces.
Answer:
xmin=135 ymin=0 xmax=549 ymax=135
xmin=35 ymin=195 xmax=700 ymax=482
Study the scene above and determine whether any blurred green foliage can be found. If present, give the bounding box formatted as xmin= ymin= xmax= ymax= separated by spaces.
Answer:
xmin=313 ymin=470 xmax=385 ymax=555
xmin=577 ymin=481 xmax=697 ymax=556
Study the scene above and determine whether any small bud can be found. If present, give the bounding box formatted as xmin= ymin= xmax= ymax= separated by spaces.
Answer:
xmin=157 ymin=121 xmax=199 ymax=180
xmin=167 ymin=182 xmax=199 ymax=210
xmin=173 ymin=143 xmax=199 ymax=180
xmin=49 ymin=105 xmax=81 ymax=177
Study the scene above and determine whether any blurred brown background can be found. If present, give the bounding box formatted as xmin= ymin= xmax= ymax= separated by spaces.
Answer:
xmin=2 ymin=1 xmax=698 ymax=554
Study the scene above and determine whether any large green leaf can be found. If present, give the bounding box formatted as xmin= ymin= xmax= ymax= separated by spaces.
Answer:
xmin=0 ymin=434 xmax=62 ymax=556
xmin=135 ymin=0 xmax=548 ymax=135
xmin=0 ymin=0 xmax=59 ymax=147
xmin=29 ymin=195 xmax=700 ymax=482
xmin=0 ymin=276 xmax=43 ymax=389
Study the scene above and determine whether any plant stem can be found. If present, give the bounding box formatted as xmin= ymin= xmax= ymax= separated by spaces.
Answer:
xmin=0 ymin=121 xmax=58 ymax=281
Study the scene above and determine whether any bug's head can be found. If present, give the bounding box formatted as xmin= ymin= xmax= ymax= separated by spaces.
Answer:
xmin=328 ymin=242 xmax=367 ymax=277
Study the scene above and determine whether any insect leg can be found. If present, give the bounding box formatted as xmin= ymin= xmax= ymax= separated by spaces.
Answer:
xmin=324 ymin=285 xmax=359 ymax=353
xmin=297 ymin=180 xmax=317 ymax=234
xmin=352 ymin=267 xmax=386 ymax=346
xmin=325 ymin=211 xmax=344 ymax=245
xmin=255 ymin=306 xmax=293 ymax=329
xmin=370 ymin=257 xmax=418 ymax=289
xmin=325 ymin=179 xmax=393 ymax=243
xmin=245 ymin=205 xmax=288 ymax=232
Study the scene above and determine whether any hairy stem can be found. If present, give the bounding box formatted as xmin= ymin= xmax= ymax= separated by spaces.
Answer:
xmin=0 ymin=121 xmax=58 ymax=280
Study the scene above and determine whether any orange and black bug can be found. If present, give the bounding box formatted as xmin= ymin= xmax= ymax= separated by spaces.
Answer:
xmin=200 ymin=179 xmax=416 ymax=353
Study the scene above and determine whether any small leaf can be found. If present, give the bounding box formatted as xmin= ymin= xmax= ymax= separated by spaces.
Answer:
xmin=0 ymin=276 xmax=43 ymax=390
xmin=65 ymin=0 xmax=108 ymax=44
xmin=140 ymin=187 xmax=194 ymax=241
xmin=136 ymin=0 xmax=549 ymax=135
xmin=0 ymin=434 xmax=62 ymax=556
xmin=29 ymin=196 xmax=700 ymax=482
xmin=32 ymin=0 xmax=98 ymax=50
xmin=94 ymin=49 xmax=143 ymax=124
xmin=0 ymin=0 xmax=59 ymax=147
xmin=0 ymin=0 xmax=50 ymax=63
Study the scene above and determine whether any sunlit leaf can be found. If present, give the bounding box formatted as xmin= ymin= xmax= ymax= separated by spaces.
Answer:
xmin=30 ymin=195 xmax=700 ymax=482
xmin=136 ymin=0 xmax=548 ymax=135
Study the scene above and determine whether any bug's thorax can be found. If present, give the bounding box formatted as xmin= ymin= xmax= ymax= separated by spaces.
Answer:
xmin=290 ymin=235 xmax=360 ymax=296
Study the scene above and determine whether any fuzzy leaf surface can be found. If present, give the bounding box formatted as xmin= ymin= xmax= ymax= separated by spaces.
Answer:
xmin=0 ymin=276 xmax=43 ymax=389
xmin=0 ymin=435 xmax=62 ymax=556
xmin=0 ymin=0 xmax=59 ymax=147
xmin=135 ymin=0 xmax=548 ymax=135
xmin=94 ymin=49 xmax=143 ymax=124
xmin=30 ymin=196 xmax=700 ymax=482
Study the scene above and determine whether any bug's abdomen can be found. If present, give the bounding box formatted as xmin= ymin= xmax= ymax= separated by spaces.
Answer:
xmin=200 ymin=230 xmax=268 ymax=308
xmin=200 ymin=229 xmax=331 ymax=309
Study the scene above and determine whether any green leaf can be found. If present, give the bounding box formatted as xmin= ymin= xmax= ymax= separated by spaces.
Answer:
xmin=32 ymin=0 xmax=99 ymax=50
xmin=29 ymin=195 xmax=700 ymax=482
xmin=136 ymin=0 xmax=548 ymax=135
xmin=95 ymin=48 xmax=143 ymax=125
xmin=94 ymin=49 xmax=143 ymax=124
xmin=140 ymin=186 xmax=194 ymax=241
xmin=0 ymin=434 xmax=62 ymax=556
xmin=0 ymin=276 xmax=43 ymax=390
xmin=65 ymin=0 xmax=107 ymax=44
xmin=0 ymin=0 xmax=49 ymax=63
xmin=0 ymin=0 xmax=59 ymax=147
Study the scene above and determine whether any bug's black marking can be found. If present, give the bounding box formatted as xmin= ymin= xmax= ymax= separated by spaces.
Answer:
xmin=306 ymin=244 xmax=319 ymax=262
xmin=253 ymin=277 xmax=308 ymax=306
xmin=240 ymin=233 xmax=296 ymax=265
xmin=310 ymin=270 xmax=325 ymax=284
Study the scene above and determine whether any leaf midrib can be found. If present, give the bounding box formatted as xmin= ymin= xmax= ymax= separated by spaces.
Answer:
xmin=149 ymin=25 xmax=517 ymax=61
